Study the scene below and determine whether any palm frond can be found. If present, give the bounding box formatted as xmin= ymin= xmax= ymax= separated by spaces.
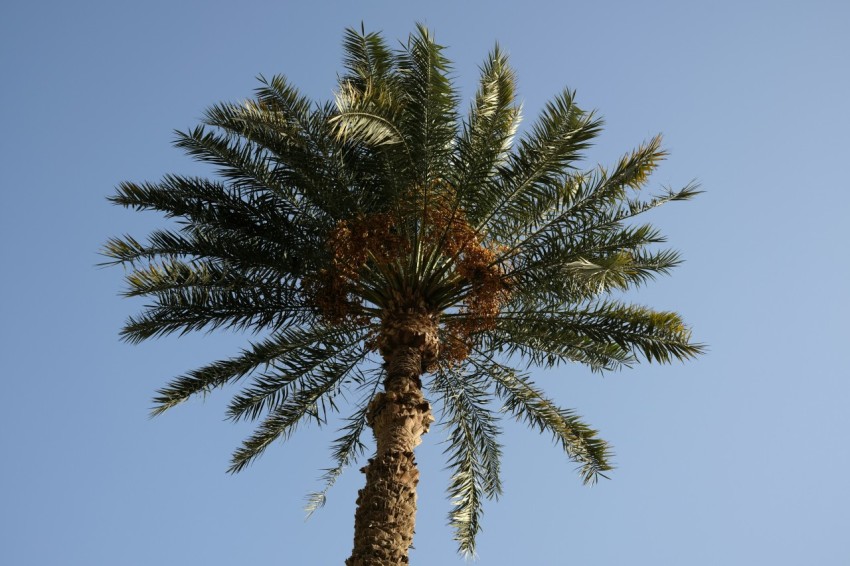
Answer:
xmin=454 ymin=45 xmax=521 ymax=217
xmin=225 ymin=328 xmax=368 ymax=422
xmin=494 ymin=136 xmax=671 ymax=258
xmin=431 ymin=364 xmax=503 ymax=557
xmin=173 ymin=125 xmax=281 ymax=193
xmin=508 ymin=246 xmax=683 ymax=304
xmin=202 ymin=82 xmax=360 ymax=222
xmin=492 ymin=303 xmax=704 ymax=367
xmin=109 ymin=175 xmax=309 ymax=240
xmin=472 ymin=355 xmax=613 ymax=484
xmin=333 ymin=27 xmax=408 ymax=210
xmin=118 ymin=274 xmax=304 ymax=344
xmin=305 ymin=373 xmax=381 ymax=517
xmin=341 ymin=25 xmax=394 ymax=85
xmin=102 ymin=227 xmax=303 ymax=275
xmin=228 ymin=345 xmax=366 ymax=473
xmin=482 ymin=325 xmax=635 ymax=372
xmin=472 ymin=88 xmax=602 ymax=232
xmin=330 ymin=99 xmax=406 ymax=148
xmin=150 ymin=324 xmax=361 ymax=416
xmin=395 ymin=23 xmax=458 ymax=186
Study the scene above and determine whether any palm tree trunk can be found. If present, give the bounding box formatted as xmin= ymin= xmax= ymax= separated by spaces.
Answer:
xmin=346 ymin=312 xmax=438 ymax=566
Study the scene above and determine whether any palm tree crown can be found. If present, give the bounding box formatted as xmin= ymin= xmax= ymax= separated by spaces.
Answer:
xmin=105 ymin=24 xmax=702 ymax=561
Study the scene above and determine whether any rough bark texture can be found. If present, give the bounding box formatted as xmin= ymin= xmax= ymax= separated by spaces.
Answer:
xmin=346 ymin=311 xmax=438 ymax=566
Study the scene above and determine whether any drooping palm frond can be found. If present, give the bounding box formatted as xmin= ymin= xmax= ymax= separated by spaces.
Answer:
xmin=487 ymin=363 xmax=613 ymax=484
xmin=228 ymin=344 xmax=369 ymax=473
xmin=225 ymin=326 xmax=369 ymax=423
xmin=305 ymin=372 xmax=382 ymax=517
xmin=431 ymin=364 xmax=503 ymax=556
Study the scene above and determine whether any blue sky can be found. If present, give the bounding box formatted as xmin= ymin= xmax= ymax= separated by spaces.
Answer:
xmin=2 ymin=1 xmax=848 ymax=564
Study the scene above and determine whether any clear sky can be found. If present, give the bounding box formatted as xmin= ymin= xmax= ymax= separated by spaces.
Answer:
xmin=2 ymin=1 xmax=848 ymax=564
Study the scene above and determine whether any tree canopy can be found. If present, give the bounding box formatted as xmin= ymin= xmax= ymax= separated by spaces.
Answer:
xmin=106 ymin=24 xmax=702 ymax=560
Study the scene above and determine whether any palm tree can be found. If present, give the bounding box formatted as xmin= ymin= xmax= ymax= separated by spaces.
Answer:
xmin=105 ymin=24 xmax=702 ymax=565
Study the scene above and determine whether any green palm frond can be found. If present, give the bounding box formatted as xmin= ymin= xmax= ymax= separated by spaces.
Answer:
xmin=341 ymin=25 xmax=394 ymax=87
xmin=116 ymin=264 xmax=305 ymax=344
xmin=482 ymin=326 xmax=635 ymax=372
xmin=150 ymin=324 xmax=361 ymax=416
xmin=454 ymin=45 xmax=521 ymax=217
xmin=331 ymin=73 xmax=409 ymax=206
xmin=110 ymin=175 xmax=255 ymax=220
xmin=492 ymin=302 xmax=703 ymax=368
xmin=103 ymin=227 xmax=299 ymax=274
xmin=331 ymin=97 xmax=407 ymax=148
xmin=173 ymin=125 xmax=281 ymax=194
xmin=333 ymin=29 xmax=404 ymax=142
xmin=305 ymin=374 xmax=382 ymax=517
xmin=476 ymin=356 xmax=613 ymax=484
xmin=507 ymin=246 xmax=684 ymax=304
xmin=494 ymin=135 xmax=671 ymax=256
xmin=558 ymin=248 xmax=682 ymax=292
xmin=199 ymin=81 xmax=364 ymax=223
xmin=431 ymin=364 xmax=503 ymax=556
xmin=109 ymin=175 xmax=314 ymax=247
xmin=472 ymin=88 xmax=602 ymax=232
xmin=225 ymin=327 xmax=368 ymax=422
xmin=331 ymin=24 xmax=460 ymax=206
xmin=395 ymin=23 xmax=458 ymax=185
xmin=228 ymin=345 xmax=367 ymax=473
